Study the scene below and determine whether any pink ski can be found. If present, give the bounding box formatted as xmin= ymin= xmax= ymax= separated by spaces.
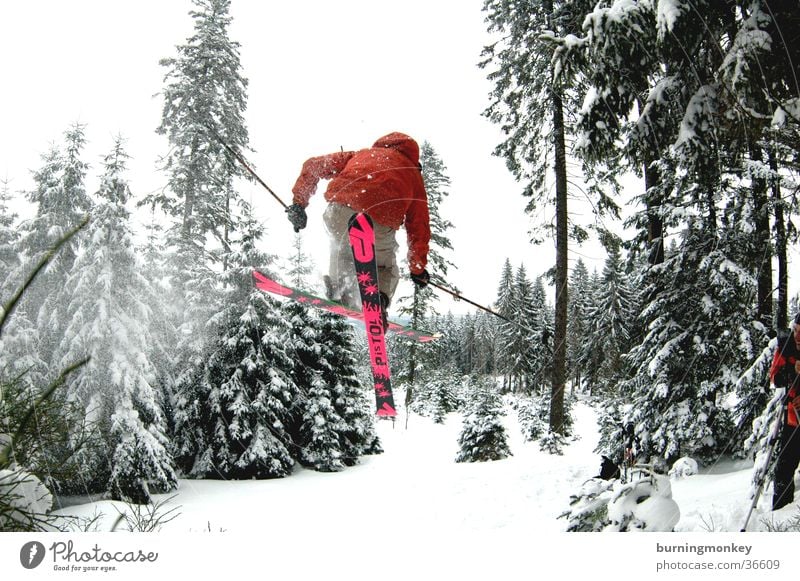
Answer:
xmin=252 ymin=271 xmax=440 ymax=343
xmin=348 ymin=213 xmax=396 ymax=417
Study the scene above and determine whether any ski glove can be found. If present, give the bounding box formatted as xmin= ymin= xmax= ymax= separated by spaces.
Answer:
xmin=410 ymin=269 xmax=430 ymax=289
xmin=286 ymin=203 xmax=307 ymax=232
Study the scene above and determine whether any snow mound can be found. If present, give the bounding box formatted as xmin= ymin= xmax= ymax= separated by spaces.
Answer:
xmin=606 ymin=473 xmax=680 ymax=531
xmin=669 ymin=457 xmax=699 ymax=479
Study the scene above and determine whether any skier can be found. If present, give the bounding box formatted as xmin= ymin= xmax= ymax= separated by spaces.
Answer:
xmin=286 ymin=132 xmax=431 ymax=328
xmin=768 ymin=312 xmax=800 ymax=510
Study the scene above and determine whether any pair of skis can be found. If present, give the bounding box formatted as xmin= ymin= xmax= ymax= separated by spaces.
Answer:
xmin=347 ymin=213 xmax=395 ymax=417
xmin=253 ymin=213 xmax=437 ymax=418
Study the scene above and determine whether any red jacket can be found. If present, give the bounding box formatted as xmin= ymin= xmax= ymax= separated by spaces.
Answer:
xmin=770 ymin=334 xmax=800 ymax=426
xmin=291 ymin=132 xmax=430 ymax=275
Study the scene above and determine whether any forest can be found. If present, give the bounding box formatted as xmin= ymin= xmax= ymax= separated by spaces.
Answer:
xmin=1 ymin=0 xmax=799 ymax=532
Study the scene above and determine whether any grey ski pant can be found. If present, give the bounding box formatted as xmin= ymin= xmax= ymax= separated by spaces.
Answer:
xmin=323 ymin=202 xmax=400 ymax=308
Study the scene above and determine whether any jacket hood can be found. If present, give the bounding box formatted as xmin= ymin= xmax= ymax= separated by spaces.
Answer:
xmin=373 ymin=132 xmax=420 ymax=165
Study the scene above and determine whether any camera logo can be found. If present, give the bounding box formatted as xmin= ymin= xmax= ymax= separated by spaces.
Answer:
xmin=20 ymin=541 xmax=46 ymax=569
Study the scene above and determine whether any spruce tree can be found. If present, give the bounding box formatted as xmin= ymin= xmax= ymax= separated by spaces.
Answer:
xmin=0 ymin=179 xmax=19 ymax=290
xmin=494 ymin=258 xmax=516 ymax=391
xmin=567 ymin=259 xmax=590 ymax=388
xmin=147 ymin=1 xmax=252 ymax=457
xmin=620 ymin=220 xmax=760 ymax=464
xmin=147 ymin=0 xmax=249 ymax=251
xmin=530 ymin=275 xmax=553 ymax=393
xmin=481 ymin=0 xmax=606 ymax=437
xmin=508 ymin=265 xmax=537 ymax=393
xmin=204 ymin=289 xmax=297 ymax=479
xmin=3 ymin=126 xmax=92 ymax=451
xmin=585 ymin=246 xmax=636 ymax=394
xmin=284 ymin=299 xmax=349 ymax=472
xmin=17 ymin=126 xmax=92 ymax=343
xmin=286 ymin=233 xmax=314 ymax=289
xmin=54 ymin=138 xmax=177 ymax=501
xmin=317 ymin=312 xmax=382 ymax=465
xmin=396 ymin=141 xmax=456 ymax=410
xmin=456 ymin=377 xmax=511 ymax=463
xmin=197 ymin=206 xmax=296 ymax=479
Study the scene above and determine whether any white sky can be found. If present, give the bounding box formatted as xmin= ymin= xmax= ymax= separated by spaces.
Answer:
xmin=1 ymin=1 xmax=616 ymax=315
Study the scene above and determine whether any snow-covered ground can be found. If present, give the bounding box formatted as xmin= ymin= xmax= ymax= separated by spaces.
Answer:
xmin=26 ymin=397 xmax=800 ymax=579
xmin=53 ymin=397 xmax=795 ymax=535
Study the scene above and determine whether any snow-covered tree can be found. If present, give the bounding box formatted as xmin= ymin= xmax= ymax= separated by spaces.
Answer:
xmin=204 ymin=289 xmax=297 ymax=479
xmin=562 ymin=468 xmax=680 ymax=533
xmin=482 ymin=0 xmax=615 ymax=437
xmin=0 ymin=128 xmax=93 ymax=485
xmin=188 ymin=203 xmax=298 ymax=479
xmin=14 ymin=126 xmax=92 ymax=356
xmin=567 ymin=258 xmax=590 ymax=388
xmin=620 ymin=220 xmax=763 ymax=464
xmin=518 ymin=393 xmax=548 ymax=443
xmin=147 ymin=0 xmax=249 ymax=252
xmin=0 ymin=178 xmax=19 ymax=289
xmin=508 ymin=265 xmax=538 ymax=393
xmin=53 ymin=138 xmax=177 ymax=501
xmin=151 ymin=1 xmax=254 ymax=475
xmin=410 ymin=367 xmax=461 ymax=423
xmin=315 ymin=312 xmax=382 ymax=465
xmin=455 ymin=378 xmax=511 ymax=463
xmin=494 ymin=258 xmax=516 ymax=391
xmin=582 ymin=247 xmax=636 ymax=394
xmin=396 ymin=141 xmax=456 ymax=408
xmin=286 ymin=233 xmax=314 ymax=289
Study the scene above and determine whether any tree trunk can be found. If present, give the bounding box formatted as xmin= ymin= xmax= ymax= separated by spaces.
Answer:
xmin=769 ymin=145 xmax=788 ymax=329
xmin=644 ymin=155 xmax=664 ymax=266
xmin=550 ymin=88 xmax=568 ymax=435
xmin=750 ymin=143 xmax=773 ymax=329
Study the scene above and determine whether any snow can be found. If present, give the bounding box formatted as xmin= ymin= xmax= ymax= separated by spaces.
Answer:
xmin=656 ymin=0 xmax=685 ymax=38
xmin=51 ymin=397 xmax=797 ymax=537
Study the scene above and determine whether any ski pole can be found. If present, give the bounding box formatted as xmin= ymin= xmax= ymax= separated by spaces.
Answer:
xmin=205 ymin=125 xmax=289 ymax=210
xmin=428 ymin=281 xmax=510 ymax=322
xmin=741 ymin=390 xmax=788 ymax=531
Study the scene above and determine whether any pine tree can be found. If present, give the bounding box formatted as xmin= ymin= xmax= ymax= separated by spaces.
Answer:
xmin=481 ymin=0 xmax=606 ymax=437
xmin=284 ymin=299 xmax=348 ymax=472
xmin=146 ymin=0 xmax=249 ymax=252
xmin=508 ymin=265 xmax=537 ymax=393
xmin=16 ymin=127 xmax=92 ymax=341
xmin=620 ymin=220 xmax=761 ymax=464
xmin=2 ymin=127 xmax=92 ymax=447
xmin=151 ymin=1 xmax=254 ymax=475
xmin=396 ymin=141 xmax=456 ymax=410
xmin=0 ymin=178 xmax=19 ymax=289
xmin=494 ymin=258 xmax=516 ymax=391
xmin=456 ymin=377 xmax=511 ymax=463
xmin=316 ymin=312 xmax=382 ymax=465
xmin=518 ymin=393 xmax=548 ymax=442
xmin=286 ymin=233 xmax=314 ymax=289
xmin=530 ymin=275 xmax=553 ymax=393
xmin=54 ymin=137 xmax=177 ymax=501
xmin=204 ymin=288 xmax=297 ymax=479
xmin=138 ymin=214 xmax=178 ymax=439
xmin=585 ymin=246 xmax=636 ymax=394
xmin=411 ymin=367 xmax=461 ymax=423
xmin=471 ymin=312 xmax=499 ymax=376
xmin=567 ymin=259 xmax=590 ymax=388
